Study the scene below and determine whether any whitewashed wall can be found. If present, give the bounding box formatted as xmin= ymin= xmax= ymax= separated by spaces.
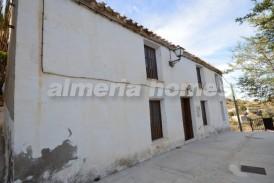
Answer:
xmin=9 ymin=0 xmax=229 ymax=182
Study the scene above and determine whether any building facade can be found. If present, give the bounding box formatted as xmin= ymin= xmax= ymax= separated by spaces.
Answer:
xmin=3 ymin=0 xmax=229 ymax=182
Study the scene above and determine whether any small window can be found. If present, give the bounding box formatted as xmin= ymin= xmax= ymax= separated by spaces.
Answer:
xmin=201 ymin=101 xmax=208 ymax=126
xmin=196 ymin=67 xmax=203 ymax=88
xmin=149 ymin=100 xmax=163 ymax=141
xmin=220 ymin=101 xmax=226 ymax=121
xmin=144 ymin=45 xmax=158 ymax=79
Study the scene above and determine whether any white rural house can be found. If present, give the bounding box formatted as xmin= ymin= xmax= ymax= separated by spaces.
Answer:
xmin=3 ymin=0 xmax=229 ymax=182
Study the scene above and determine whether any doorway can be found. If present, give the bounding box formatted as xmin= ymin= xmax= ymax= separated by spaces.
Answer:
xmin=149 ymin=100 xmax=163 ymax=141
xmin=181 ymin=98 xmax=194 ymax=141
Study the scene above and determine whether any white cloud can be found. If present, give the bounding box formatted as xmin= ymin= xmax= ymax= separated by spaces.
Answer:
xmin=145 ymin=0 xmax=254 ymax=62
xmin=215 ymin=63 xmax=230 ymax=71
xmin=145 ymin=0 xmax=255 ymax=99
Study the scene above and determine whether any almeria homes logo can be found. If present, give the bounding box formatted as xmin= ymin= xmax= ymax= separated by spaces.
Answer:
xmin=47 ymin=79 xmax=224 ymax=98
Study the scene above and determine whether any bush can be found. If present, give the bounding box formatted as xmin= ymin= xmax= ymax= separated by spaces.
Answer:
xmin=240 ymin=105 xmax=247 ymax=112
xmin=228 ymin=111 xmax=235 ymax=117
xmin=262 ymin=108 xmax=274 ymax=118
xmin=0 ymin=51 xmax=7 ymax=62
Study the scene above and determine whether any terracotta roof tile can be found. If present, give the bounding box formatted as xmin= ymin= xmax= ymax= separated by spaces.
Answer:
xmin=74 ymin=0 xmax=222 ymax=75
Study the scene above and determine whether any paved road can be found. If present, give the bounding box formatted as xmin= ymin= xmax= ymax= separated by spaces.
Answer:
xmin=100 ymin=132 xmax=274 ymax=183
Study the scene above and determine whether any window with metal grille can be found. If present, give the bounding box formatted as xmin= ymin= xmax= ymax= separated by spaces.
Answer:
xmin=149 ymin=100 xmax=163 ymax=141
xmin=201 ymin=101 xmax=208 ymax=126
xmin=196 ymin=67 xmax=203 ymax=88
xmin=144 ymin=45 xmax=158 ymax=79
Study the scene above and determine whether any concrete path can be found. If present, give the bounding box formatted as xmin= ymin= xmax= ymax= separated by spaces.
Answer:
xmin=100 ymin=132 xmax=274 ymax=183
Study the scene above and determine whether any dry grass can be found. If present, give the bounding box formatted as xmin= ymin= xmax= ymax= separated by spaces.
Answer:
xmin=229 ymin=118 xmax=266 ymax=132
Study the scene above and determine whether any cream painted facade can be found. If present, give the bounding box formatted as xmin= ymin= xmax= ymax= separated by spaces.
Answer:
xmin=3 ymin=0 xmax=229 ymax=182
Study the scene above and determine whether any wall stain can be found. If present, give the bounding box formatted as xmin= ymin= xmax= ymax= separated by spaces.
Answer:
xmin=34 ymin=171 xmax=98 ymax=183
xmin=67 ymin=171 xmax=98 ymax=183
xmin=115 ymin=156 xmax=138 ymax=169
xmin=14 ymin=139 xmax=77 ymax=182
xmin=106 ymin=152 xmax=148 ymax=176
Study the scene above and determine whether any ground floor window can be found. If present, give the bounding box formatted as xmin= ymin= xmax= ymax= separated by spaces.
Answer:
xmin=201 ymin=101 xmax=208 ymax=126
xmin=149 ymin=100 xmax=163 ymax=141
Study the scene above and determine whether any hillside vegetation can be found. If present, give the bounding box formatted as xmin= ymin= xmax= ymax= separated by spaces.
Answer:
xmin=226 ymin=98 xmax=274 ymax=131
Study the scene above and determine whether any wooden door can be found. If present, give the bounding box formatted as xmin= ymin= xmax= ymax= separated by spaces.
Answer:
xmin=181 ymin=98 xmax=194 ymax=140
xmin=149 ymin=100 xmax=163 ymax=141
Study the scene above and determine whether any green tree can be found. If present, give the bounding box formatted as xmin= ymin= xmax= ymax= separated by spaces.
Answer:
xmin=0 ymin=0 xmax=10 ymax=95
xmin=236 ymin=0 xmax=274 ymax=49
xmin=228 ymin=0 xmax=274 ymax=101
xmin=0 ymin=0 xmax=10 ymax=51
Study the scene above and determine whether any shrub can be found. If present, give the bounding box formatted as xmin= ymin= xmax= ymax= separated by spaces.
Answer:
xmin=228 ymin=111 xmax=235 ymax=117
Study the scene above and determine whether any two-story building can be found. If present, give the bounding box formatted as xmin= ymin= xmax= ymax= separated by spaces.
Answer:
xmin=3 ymin=0 xmax=229 ymax=182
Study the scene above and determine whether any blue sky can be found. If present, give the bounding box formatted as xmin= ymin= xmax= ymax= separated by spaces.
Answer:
xmin=98 ymin=0 xmax=255 ymax=98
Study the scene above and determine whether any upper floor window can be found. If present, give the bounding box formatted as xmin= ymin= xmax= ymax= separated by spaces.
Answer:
xmin=215 ymin=74 xmax=223 ymax=92
xmin=196 ymin=66 xmax=203 ymax=88
xmin=144 ymin=45 xmax=158 ymax=79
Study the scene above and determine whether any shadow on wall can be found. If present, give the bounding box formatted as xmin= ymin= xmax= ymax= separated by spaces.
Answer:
xmin=14 ymin=139 xmax=77 ymax=182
